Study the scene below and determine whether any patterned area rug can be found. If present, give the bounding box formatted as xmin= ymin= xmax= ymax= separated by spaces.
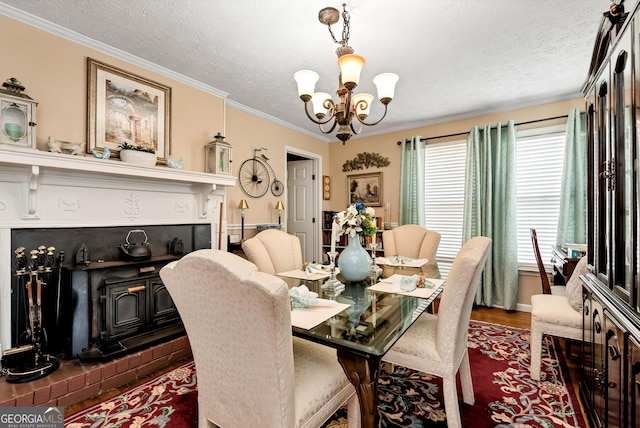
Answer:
xmin=65 ymin=320 xmax=586 ymax=427
xmin=65 ymin=362 xmax=197 ymax=427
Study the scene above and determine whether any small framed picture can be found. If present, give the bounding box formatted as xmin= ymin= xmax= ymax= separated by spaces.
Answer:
xmin=346 ymin=172 xmax=383 ymax=207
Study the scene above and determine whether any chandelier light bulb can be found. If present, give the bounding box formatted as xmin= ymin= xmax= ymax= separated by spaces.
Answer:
xmin=337 ymin=54 xmax=365 ymax=89
xmin=373 ymin=73 xmax=399 ymax=104
xmin=352 ymin=93 xmax=374 ymax=119
xmin=294 ymin=70 xmax=319 ymax=101
xmin=311 ymin=92 xmax=332 ymax=118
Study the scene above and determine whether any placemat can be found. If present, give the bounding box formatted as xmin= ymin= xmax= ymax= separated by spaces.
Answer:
xmin=277 ymin=267 xmax=338 ymax=281
xmin=290 ymin=299 xmax=350 ymax=329
xmin=375 ymin=257 xmax=428 ymax=268
xmin=368 ymin=275 xmax=444 ymax=299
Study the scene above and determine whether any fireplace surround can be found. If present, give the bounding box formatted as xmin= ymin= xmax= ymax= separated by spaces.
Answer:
xmin=0 ymin=145 xmax=235 ymax=362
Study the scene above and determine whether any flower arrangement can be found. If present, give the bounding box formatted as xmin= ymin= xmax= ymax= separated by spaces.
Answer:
xmin=334 ymin=203 xmax=377 ymax=238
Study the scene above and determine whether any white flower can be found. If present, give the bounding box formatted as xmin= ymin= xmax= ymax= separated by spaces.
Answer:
xmin=333 ymin=203 xmax=377 ymax=238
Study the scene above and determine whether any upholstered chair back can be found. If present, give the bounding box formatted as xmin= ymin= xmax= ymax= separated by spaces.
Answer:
xmin=382 ymin=224 xmax=441 ymax=261
xmin=436 ymin=236 xmax=492 ymax=364
xmin=242 ymin=229 xmax=304 ymax=274
xmin=160 ymin=249 xmax=297 ymax=427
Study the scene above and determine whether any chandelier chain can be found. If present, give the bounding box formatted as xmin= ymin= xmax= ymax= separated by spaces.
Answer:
xmin=341 ymin=5 xmax=350 ymax=47
xmin=326 ymin=4 xmax=351 ymax=48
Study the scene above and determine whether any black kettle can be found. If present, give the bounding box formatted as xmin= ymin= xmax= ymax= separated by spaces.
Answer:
xmin=118 ymin=229 xmax=152 ymax=261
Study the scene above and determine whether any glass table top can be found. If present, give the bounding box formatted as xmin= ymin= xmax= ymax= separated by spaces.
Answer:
xmin=279 ymin=262 xmax=442 ymax=357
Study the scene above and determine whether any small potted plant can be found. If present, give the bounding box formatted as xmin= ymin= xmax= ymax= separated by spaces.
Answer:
xmin=118 ymin=142 xmax=157 ymax=167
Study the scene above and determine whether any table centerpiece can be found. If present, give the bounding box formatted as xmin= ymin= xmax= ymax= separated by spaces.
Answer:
xmin=333 ymin=203 xmax=378 ymax=282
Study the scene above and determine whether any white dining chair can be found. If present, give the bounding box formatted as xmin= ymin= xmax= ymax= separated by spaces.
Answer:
xmin=382 ymin=236 xmax=492 ymax=428
xmin=160 ymin=249 xmax=359 ymax=427
xmin=382 ymin=224 xmax=441 ymax=261
xmin=529 ymin=256 xmax=588 ymax=381
xmin=242 ymin=229 xmax=304 ymax=274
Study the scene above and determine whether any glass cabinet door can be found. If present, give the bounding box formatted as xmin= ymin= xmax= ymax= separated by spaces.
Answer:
xmin=595 ymin=71 xmax=610 ymax=286
xmin=611 ymin=29 xmax=636 ymax=304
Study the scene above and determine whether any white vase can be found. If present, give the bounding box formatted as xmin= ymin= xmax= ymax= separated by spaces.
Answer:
xmin=120 ymin=149 xmax=157 ymax=167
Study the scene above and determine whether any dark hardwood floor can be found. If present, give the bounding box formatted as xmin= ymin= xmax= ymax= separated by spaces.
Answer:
xmin=66 ymin=306 xmax=588 ymax=425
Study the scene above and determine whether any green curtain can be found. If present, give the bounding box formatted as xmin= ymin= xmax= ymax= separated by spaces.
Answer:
xmin=399 ymin=136 xmax=425 ymax=226
xmin=463 ymin=120 xmax=519 ymax=310
xmin=556 ymin=108 xmax=587 ymax=246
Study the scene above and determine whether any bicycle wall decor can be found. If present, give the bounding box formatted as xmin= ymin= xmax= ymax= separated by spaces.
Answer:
xmin=238 ymin=147 xmax=284 ymax=198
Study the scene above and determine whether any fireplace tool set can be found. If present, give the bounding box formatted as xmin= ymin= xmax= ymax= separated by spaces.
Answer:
xmin=0 ymin=245 xmax=63 ymax=383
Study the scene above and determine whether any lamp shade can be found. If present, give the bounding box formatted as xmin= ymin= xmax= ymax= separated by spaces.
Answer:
xmin=373 ymin=73 xmax=399 ymax=102
xmin=275 ymin=201 xmax=284 ymax=210
xmin=294 ymin=70 xmax=320 ymax=99
xmin=337 ymin=54 xmax=365 ymax=88
xmin=238 ymin=199 xmax=249 ymax=210
xmin=352 ymin=93 xmax=374 ymax=118
xmin=311 ymin=92 xmax=332 ymax=118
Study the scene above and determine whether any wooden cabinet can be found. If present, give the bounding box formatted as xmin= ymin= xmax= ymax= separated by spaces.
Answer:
xmin=581 ymin=2 xmax=640 ymax=427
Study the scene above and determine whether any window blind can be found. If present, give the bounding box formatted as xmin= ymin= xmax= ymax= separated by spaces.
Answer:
xmin=515 ymin=130 xmax=566 ymax=269
xmin=424 ymin=140 xmax=467 ymax=275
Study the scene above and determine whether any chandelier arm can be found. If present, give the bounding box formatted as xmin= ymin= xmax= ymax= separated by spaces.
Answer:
xmin=350 ymin=121 xmax=363 ymax=135
xmin=319 ymin=119 xmax=339 ymax=135
xmin=303 ymin=100 xmax=337 ymax=126
xmin=353 ymin=103 xmax=389 ymax=127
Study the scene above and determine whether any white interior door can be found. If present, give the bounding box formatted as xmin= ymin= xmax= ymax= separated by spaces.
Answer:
xmin=287 ymin=159 xmax=315 ymax=262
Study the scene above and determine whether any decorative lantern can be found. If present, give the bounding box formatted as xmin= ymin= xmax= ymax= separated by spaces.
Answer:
xmin=205 ymin=132 xmax=233 ymax=175
xmin=0 ymin=78 xmax=37 ymax=148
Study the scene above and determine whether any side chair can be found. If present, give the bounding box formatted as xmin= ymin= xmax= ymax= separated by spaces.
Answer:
xmin=382 ymin=224 xmax=441 ymax=261
xmin=529 ymin=255 xmax=588 ymax=381
xmin=242 ymin=228 xmax=304 ymax=274
xmin=382 ymin=236 xmax=492 ymax=428
xmin=530 ymin=228 xmax=566 ymax=295
xmin=160 ymin=249 xmax=359 ymax=428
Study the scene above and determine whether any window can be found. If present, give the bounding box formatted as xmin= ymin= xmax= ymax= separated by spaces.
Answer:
xmin=422 ymin=125 xmax=566 ymax=272
xmin=515 ymin=127 xmax=566 ymax=269
xmin=424 ymin=139 xmax=466 ymax=275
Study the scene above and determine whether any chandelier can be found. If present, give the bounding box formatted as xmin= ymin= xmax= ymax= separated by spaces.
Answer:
xmin=294 ymin=4 xmax=399 ymax=144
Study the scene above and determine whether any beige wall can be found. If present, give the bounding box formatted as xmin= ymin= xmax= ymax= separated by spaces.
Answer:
xmin=0 ymin=14 xmax=327 ymax=231
xmin=2 ymin=12 xmax=583 ymax=308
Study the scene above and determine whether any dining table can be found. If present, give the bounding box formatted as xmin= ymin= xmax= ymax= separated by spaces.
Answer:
xmin=279 ymin=260 xmax=442 ymax=428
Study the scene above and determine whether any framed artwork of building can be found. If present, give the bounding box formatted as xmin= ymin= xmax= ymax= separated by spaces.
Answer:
xmin=87 ymin=58 xmax=172 ymax=162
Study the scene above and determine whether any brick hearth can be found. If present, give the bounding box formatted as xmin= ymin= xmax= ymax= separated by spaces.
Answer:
xmin=0 ymin=335 xmax=192 ymax=408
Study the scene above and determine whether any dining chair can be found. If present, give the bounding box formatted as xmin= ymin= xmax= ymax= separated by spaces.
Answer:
xmin=160 ymin=249 xmax=359 ymax=428
xmin=530 ymin=228 xmax=566 ymax=295
xmin=382 ymin=224 xmax=441 ymax=261
xmin=529 ymin=255 xmax=588 ymax=381
xmin=242 ymin=229 xmax=304 ymax=274
xmin=382 ymin=236 xmax=492 ymax=428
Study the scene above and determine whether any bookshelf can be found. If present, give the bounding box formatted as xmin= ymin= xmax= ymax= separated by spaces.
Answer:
xmin=322 ymin=210 xmax=383 ymax=262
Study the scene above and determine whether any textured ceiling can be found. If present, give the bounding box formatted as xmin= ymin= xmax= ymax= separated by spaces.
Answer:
xmin=0 ymin=0 xmax=611 ymax=141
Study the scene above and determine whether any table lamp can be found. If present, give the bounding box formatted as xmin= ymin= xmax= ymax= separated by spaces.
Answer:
xmin=238 ymin=199 xmax=249 ymax=240
xmin=275 ymin=200 xmax=284 ymax=225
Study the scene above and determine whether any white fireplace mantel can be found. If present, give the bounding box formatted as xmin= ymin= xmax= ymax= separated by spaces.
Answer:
xmin=0 ymin=145 xmax=236 ymax=221
xmin=0 ymin=145 xmax=236 ymax=353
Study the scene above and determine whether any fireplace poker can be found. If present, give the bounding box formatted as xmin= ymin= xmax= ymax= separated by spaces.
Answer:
xmin=55 ymin=250 xmax=64 ymax=333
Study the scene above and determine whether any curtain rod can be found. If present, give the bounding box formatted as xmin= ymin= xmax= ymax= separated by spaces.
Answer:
xmin=396 ymin=114 xmax=569 ymax=145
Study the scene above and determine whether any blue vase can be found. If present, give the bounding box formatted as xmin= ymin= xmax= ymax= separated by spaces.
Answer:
xmin=338 ymin=235 xmax=371 ymax=282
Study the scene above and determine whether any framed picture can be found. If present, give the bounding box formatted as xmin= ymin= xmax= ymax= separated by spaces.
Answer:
xmin=347 ymin=172 xmax=383 ymax=207
xmin=87 ymin=58 xmax=171 ymax=162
